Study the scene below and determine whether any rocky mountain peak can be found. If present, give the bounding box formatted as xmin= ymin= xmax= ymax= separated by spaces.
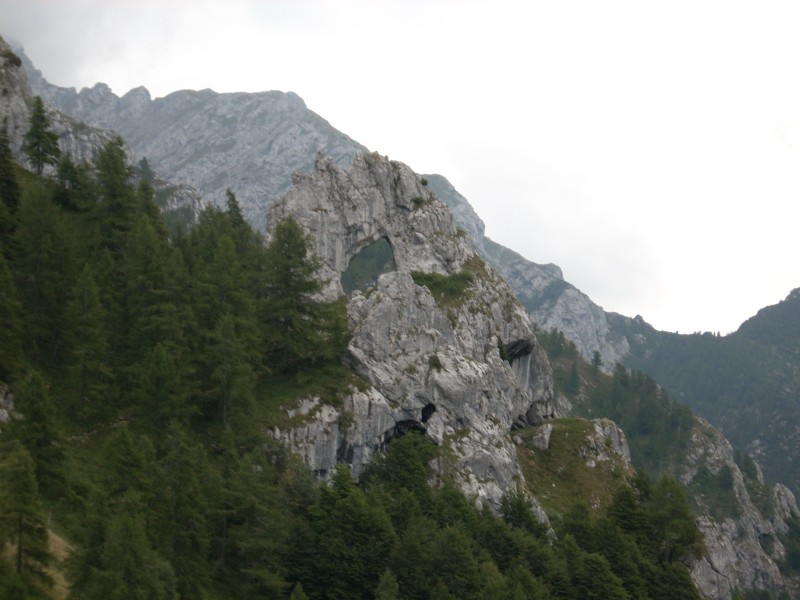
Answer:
xmin=269 ymin=152 xmax=559 ymax=507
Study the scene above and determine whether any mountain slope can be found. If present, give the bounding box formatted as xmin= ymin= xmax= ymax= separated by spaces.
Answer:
xmin=19 ymin=46 xmax=366 ymax=230
xmin=9 ymin=36 xmax=800 ymax=597
xmin=613 ymin=289 xmax=800 ymax=496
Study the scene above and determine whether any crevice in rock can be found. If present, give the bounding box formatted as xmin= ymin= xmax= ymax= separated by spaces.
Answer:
xmin=337 ymin=439 xmax=354 ymax=463
xmin=421 ymin=403 xmax=437 ymax=423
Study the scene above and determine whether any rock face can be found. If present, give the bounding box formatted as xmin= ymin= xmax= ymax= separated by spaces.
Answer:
xmin=422 ymin=172 xmax=630 ymax=372
xmin=19 ymin=45 xmax=366 ymax=230
xmin=482 ymin=238 xmax=631 ymax=371
xmin=679 ymin=417 xmax=799 ymax=599
xmin=270 ymin=153 xmax=557 ymax=507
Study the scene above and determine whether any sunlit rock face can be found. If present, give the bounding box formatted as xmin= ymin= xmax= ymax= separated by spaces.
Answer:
xmin=269 ymin=153 xmax=556 ymax=508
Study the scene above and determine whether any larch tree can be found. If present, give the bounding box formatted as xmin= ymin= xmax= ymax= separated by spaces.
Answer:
xmin=0 ymin=441 xmax=52 ymax=592
xmin=22 ymin=96 xmax=60 ymax=176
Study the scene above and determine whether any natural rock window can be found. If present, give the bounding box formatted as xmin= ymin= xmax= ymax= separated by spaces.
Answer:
xmin=341 ymin=237 xmax=396 ymax=294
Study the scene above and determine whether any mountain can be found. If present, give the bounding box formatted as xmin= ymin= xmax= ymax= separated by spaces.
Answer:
xmin=18 ymin=46 xmax=366 ymax=231
xmin=266 ymin=153 xmax=800 ymax=598
xmin=611 ymin=288 xmax=800 ymax=496
xmin=5 ymin=35 xmax=800 ymax=597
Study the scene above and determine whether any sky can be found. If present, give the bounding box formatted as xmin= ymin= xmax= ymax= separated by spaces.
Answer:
xmin=3 ymin=0 xmax=800 ymax=334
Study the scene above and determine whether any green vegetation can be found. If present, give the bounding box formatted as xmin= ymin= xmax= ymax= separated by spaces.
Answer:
xmin=539 ymin=327 xmax=693 ymax=478
xmin=22 ymin=97 xmax=60 ymax=176
xmin=609 ymin=296 xmax=800 ymax=495
xmin=411 ymin=268 xmax=475 ymax=310
xmin=0 ymin=130 xmax=708 ymax=597
xmin=516 ymin=418 xmax=630 ymax=517
xmin=0 ymin=140 xmax=352 ymax=598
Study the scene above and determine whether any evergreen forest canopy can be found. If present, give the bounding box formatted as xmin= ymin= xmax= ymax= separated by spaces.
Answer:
xmin=0 ymin=101 xmax=783 ymax=599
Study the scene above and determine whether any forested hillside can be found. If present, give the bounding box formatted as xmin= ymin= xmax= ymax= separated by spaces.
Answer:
xmin=0 ymin=103 xmax=716 ymax=598
xmin=608 ymin=293 xmax=800 ymax=496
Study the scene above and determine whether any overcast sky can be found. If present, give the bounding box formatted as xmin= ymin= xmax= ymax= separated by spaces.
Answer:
xmin=3 ymin=0 xmax=800 ymax=334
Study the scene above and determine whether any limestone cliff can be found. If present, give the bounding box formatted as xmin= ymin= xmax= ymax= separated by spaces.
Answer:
xmin=679 ymin=417 xmax=800 ymax=599
xmin=270 ymin=153 xmax=557 ymax=507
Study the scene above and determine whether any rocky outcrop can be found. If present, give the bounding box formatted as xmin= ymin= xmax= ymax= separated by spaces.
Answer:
xmin=482 ymin=238 xmax=631 ymax=371
xmin=679 ymin=417 xmax=799 ymax=599
xmin=420 ymin=171 xmax=630 ymax=371
xmin=422 ymin=174 xmax=486 ymax=256
xmin=0 ymin=383 xmax=17 ymax=427
xmin=269 ymin=153 xmax=556 ymax=507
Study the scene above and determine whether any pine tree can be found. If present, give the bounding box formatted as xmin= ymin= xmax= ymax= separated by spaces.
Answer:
xmin=22 ymin=97 xmax=60 ymax=176
xmin=375 ymin=568 xmax=401 ymax=600
xmin=212 ymin=439 xmax=291 ymax=597
xmin=84 ymin=495 xmax=177 ymax=600
xmin=0 ymin=441 xmax=52 ymax=593
xmin=646 ymin=475 xmax=705 ymax=564
xmin=54 ymin=153 xmax=95 ymax=213
xmin=155 ymin=425 xmax=213 ymax=599
xmin=208 ymin=312 xmax=256 ymax=428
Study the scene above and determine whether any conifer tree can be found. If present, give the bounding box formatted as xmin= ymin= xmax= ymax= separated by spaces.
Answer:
xmin=375 ymin=569 xmax=401 ymax=600
xmin=0 ymin=118 xmax=20 ymax=238
xmin=212 ymin=438 xmax=292 ymax=597
xmin=0 ymin=251 xmax=22 ymax=381
xmin=95 ymin=136 xmax=136 ymax=256
xmin=261 ymin=217 xmax=339 ymax=373
xmin=0 ymin=441 xmax=52 ymax=592
xmin=22 ymin=97 xmax=60 ymax=176
xmin=84 ymin=495 xmax=177 ymax=600
xmin=208 ymin=312 xmax=256 ymax=428
xmin=54 ymin=153 xmax=95 ymax=213
xmin=64 ymin=264 xmax=111 ymax=420
xmin=7 ymin=371 xmax=65 ymax=497
xmin=155 ymin=425 xmax=213 ymax=599
xmin=11 ymin=181 xmax=76 ymax=366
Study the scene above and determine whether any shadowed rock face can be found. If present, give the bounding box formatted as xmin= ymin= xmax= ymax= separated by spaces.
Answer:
xmin=269 ymin=153 xmax=557 ymax=508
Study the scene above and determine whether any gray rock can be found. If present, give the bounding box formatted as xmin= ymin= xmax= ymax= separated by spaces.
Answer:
xmin=680 ymin=417 xmax=798 ymax=599
xmin=268 ymin=152 xmax=555 ymax=508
